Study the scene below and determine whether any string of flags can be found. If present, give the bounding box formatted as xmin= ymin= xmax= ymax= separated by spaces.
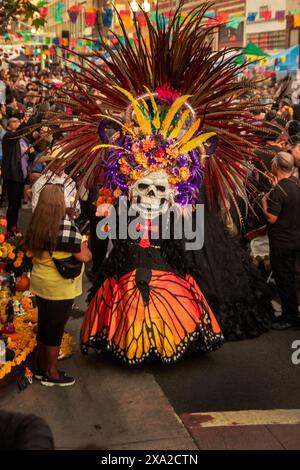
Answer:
xmin=247 ymin=9 xmax=300 ymax=27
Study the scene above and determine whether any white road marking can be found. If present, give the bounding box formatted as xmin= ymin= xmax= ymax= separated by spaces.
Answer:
xmin=184 ymin=409 xmax=300 ymax=427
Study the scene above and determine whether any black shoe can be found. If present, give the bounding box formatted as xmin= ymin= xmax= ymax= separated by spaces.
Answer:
xmin=272 ymin=321 xmax=294 ymax=330
xmin=41 ymin=372 xmax=75 ymax=387
xmin=34 ymin=368 xmax=65 ymax=381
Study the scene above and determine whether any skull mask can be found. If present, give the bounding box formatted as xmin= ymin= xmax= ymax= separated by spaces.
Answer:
xmin=130 ymin=171 xmax=174 ymax=220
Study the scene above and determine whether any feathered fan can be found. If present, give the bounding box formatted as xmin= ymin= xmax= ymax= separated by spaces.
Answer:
xmin=45 ymin=0 xmax=273 ymax=210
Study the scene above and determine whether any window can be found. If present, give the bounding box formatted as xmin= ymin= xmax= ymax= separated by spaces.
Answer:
xmin=219 ymin=23 xmax=244 ymax=44
xmin=246 ymin=31 xmax=286 ymax=51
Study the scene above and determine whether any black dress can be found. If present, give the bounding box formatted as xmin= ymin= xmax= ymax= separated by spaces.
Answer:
xmin=186 ymin=205 xmax=274 ymax=341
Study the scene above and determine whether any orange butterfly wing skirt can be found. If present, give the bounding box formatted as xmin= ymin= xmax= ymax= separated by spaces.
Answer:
xmin=81 ymin=269 xmax=223 ymax=364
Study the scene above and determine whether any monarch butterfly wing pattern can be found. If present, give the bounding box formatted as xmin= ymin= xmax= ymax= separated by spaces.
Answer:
xmin=81 ymin=270 xmax=223 ymax=364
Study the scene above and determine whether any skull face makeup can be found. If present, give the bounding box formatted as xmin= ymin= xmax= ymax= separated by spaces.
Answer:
xmin=130 ymin=171 xmax=175 ymax=220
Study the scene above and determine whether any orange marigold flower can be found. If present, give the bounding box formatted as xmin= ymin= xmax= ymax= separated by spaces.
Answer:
xmin=8 ymin=253 xmax=16 ymax=260
xmin=97 ymin=196 xmax=105 ymax=205
xmin=103 ymin=188 xmax=112 ymax=197
xmin=120 ymin=165 xmax=131 ymax=175
xmin=0 ymin=235 xmax=5 ymax=244
xmin=142 ymin=139 xmax=156 ymax=152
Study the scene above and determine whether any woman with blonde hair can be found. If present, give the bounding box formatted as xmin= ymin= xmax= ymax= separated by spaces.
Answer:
xmin=26 ymin=184 xmax=91 ymax=386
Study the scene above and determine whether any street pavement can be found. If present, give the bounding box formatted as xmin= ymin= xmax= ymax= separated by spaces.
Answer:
xmin=0 ymin=208 xmax=300 ymax=450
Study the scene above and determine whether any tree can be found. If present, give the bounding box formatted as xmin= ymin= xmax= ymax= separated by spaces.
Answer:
xmin=0 ymin=0 xmax=47 ymax=35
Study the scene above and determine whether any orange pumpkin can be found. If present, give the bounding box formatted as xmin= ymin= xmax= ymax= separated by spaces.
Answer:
xmin=16 ymin=274 xmax=30 ymax=292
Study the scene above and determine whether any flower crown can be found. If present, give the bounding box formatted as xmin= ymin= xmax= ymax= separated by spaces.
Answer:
xmin=94 ymin=86 xmax=215 ymax=205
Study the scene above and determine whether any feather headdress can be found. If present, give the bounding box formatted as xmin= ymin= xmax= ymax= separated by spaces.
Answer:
xmin=45 ymin=0 xmax=274 ymax=210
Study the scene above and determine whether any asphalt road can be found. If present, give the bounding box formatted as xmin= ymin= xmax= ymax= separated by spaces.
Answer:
xmin=146 ymin=329 xmax=300 ymax=414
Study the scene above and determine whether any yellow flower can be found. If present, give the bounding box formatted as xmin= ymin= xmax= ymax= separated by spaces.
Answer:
xmin=166 ymin=146 xmax=179 ymax=159
xmin=179 ymin=167 xmax=191 ymax=182
xmin=134 ymin=152 xmax=148 ymax=167
xmin=131 ymin=170 xmax=143 ymax=181
xmin=169 ymin=176 xmax=180 ymax=185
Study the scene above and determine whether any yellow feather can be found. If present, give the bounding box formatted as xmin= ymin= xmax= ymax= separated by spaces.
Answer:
xmin=177 ymin=118 xmax=201 ymax=146
xmin=113 ymin=86 xmax=151 ymax=135
xmin=180 ymin=132 xmax=216 ymax=154
xmin=169 ymin=110 xmax=190 ymax=139
xmin=92 ymin=144 xmax=130 ymax=153
xmin=143 ymin=86 xmax=158 ymax=114
xmin=143 ymin=86 xmax=161 ymax=131
xmin=160 ymin=95 xmax=191 ymax=137
xmin=95 ymin=113 xmax=136 ymax=136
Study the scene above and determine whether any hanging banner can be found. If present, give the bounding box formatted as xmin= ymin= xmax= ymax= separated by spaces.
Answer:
xmin=227 ymin=16 xmax=244 ymax=30
xmin=275 ymin=10 xmax=285 ymax=22
xmin=84 ymin=8 xmax=97 ymax=27
xmin=39 ymin=6 xmax=48 ymax=19
xmin=102 ymin=8 xmax=113 ymax=28
xmin=217 ymin=13 xmax=229 ymax=24
xmin=261 ymin=10 xmax=272 ymax=21
xmin=295 ymin=12 xmax=300 ymax=28
xmin=120 ymin=10 xmax=132 ymax=29
xmin=68 ymin=5 xmax=81 ymax=24
xmin=247 ymin=12 xmax=257 ymax=22
xmin=136 ymin=12 xmax=147 ymax=27
xmin=53 ymin=3 xmax=64 ymax=23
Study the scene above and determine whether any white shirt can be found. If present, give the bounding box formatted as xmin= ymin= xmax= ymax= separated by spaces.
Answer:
xmin=31 ymin=171 xmax=80 ymax=213
xmin=0 ymin=80 xmax=6 ymax=105
xmin=292 ymin=89 xmax=300 ymax=105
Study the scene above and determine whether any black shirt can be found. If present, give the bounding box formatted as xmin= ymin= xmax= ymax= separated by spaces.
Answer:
xmin=267 ymin=176 xmax=300 ymax=248
xmin=1 ymin=131 xmax=24 ymax=183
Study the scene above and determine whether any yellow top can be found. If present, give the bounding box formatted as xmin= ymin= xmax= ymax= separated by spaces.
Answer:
xmin=30 ymin=251 xmax=84 ymax=301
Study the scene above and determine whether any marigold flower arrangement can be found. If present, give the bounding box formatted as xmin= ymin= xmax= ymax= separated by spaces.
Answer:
xmin=0 ymin=297 xmax=74 ymax=380
xmin=0 ymin=229 xmax=33 ymax=274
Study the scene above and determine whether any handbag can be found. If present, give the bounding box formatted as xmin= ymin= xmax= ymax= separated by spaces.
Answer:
xmin=52 ymin=256 xmax=83 ymax=280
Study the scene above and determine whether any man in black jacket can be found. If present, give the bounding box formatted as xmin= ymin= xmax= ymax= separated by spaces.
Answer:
xmin=1 ymin=117 xmax=25 ymax=232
